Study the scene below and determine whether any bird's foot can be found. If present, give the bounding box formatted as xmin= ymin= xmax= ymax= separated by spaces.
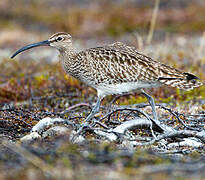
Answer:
xmin=150 ymin=123 xmax=157 ymax=140
xmin=71 ymin=124 xmax=88 ymax=143
xmin=71 ymin=120 xmax=93 ymax=142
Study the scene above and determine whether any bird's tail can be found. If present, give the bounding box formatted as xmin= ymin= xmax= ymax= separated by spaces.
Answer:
xmin=158 ymin=72 xmax=203 ymax=90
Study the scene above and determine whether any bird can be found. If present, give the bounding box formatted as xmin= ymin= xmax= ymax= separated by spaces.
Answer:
xmin=11 ymin=32 xmax=203 ymax=131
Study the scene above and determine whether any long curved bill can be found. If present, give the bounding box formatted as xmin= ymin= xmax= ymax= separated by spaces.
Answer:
xmin=11 ymin=40 xmax=50 ymax=59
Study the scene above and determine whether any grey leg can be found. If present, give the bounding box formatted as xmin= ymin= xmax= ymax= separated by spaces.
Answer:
xmin=141 ymin=90 xmax=159 ymax=138
xmin=73 ymin=97 xmax=102 ymax=140
xmin=85 ymin=96 xmax=102 ymax=123
xmin=141 ymin=91 xmax=158 ymax=121
xmin=140 ymin=90 xmax=174 ymax=134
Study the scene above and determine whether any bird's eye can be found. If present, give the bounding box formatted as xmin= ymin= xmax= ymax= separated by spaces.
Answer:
xmin=56 ymin=37 xmax=63 ymax=41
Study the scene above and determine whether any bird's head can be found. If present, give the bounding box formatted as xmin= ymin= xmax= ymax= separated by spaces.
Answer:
xmin=48 ymin=32 xmax=72 ymax=50
xmin=11 ymin=32 xmax=72 ymax=58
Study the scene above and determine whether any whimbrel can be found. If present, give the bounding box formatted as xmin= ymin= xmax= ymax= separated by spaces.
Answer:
xmin=11 ymin=32 xmax=203 ymax=131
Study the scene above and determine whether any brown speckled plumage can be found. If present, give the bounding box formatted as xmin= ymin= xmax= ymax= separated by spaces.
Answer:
xmin=11 ymin=32 xmax=203 ymax=126
xmin=57 ymin=35 xmax=202 ymax=96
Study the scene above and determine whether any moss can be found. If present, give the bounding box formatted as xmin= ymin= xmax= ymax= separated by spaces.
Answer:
xmin=61 ymin=157 xmax=72 ymax=168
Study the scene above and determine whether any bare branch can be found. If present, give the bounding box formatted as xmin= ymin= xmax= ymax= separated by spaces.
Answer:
xmin=112 ymin=118 xmax=151 ymax=134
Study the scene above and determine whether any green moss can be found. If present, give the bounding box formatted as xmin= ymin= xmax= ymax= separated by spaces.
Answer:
xmin=177 ymin=86 xmax=205 ymax=102
xmin=119 ymin=96 xmax=147 ymax=105
xmin=61 ymin=157 xmax=72 ymax=168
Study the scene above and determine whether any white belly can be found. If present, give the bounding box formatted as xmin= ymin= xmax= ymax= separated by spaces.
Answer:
xmin=96 ymin=81 xmax=161 ymax=97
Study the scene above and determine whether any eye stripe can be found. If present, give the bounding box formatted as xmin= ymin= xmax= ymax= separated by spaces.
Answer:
xmin=49 ymin=39 xmax=56 ymax=43
xmin=49 ymin=36 xmax=65 ymax=43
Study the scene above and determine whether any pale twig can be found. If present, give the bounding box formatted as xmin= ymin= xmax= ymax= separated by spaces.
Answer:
xmin=105 ymin=107 xmax=174 ymax=133
xmin=146 ymin=0 xmax=160 ymax=44
xmin=132 ymin=32 xmax=144 ymax=51
xmin=112 ymin=118 xmax=151 ymax=134
xmin=134 ymin=130 xmax=205 ymax=146
xmin=167 ymin=138 xmax=203 ymax=148
xmin=32 ymin=117 xmax=74 ymax=133
xmin=197 ymin=31 xmax=205 ymax=58
xmin=60 ymin=103 xmax=91 ymax=114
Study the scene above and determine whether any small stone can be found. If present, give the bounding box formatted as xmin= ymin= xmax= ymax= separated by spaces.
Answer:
xmin=20 ymin=132 xmax=41 ymax=143
xmin=42 ymin=126 xmax=71 ymax=138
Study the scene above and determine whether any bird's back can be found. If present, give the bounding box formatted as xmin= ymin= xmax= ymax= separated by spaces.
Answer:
xmin=69 ymin=42 xmax=202 ymax=94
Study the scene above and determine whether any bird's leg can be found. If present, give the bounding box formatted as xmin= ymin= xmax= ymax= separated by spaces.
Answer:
xmin=141 ymin=90 xmax=165 ymax=136
xmin=73 ymin=97 xmax=102 ymax=140
xmin=84 ymin=96 xmax=102 ymax=124
xmin=140 ymin=90 xmax=174 ymax=135
xmin=141 ymin=91 xmax=158 ymax=121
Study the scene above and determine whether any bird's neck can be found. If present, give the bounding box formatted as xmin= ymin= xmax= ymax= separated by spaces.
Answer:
xmin=60 ymin=46 xmax=75 ymax=62
xmin=59 ymin=47 xmax=78 ymax=74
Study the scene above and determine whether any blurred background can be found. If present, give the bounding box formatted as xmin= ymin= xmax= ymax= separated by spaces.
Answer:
xmin=1 ymin=0 xmax=205 ymax=55
xmin=0 ymin=1 xmax=205 ymax=179
xmin=0 ymin=0 xmax=204 ymax=105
